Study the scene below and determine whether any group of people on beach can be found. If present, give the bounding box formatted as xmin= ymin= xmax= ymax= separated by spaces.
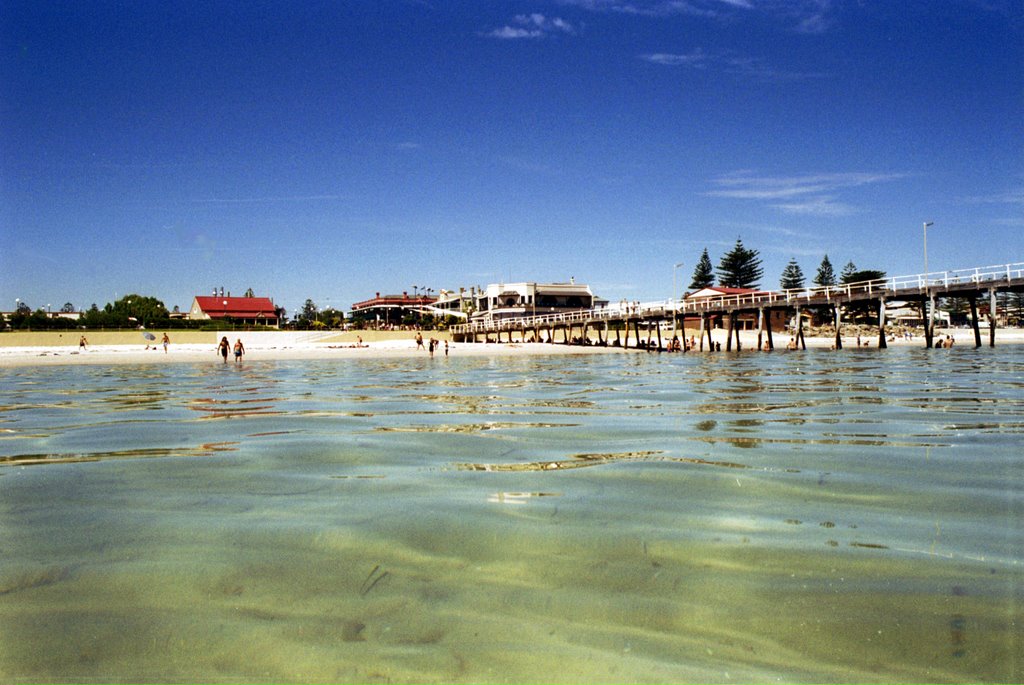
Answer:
xmin=415 ymin=332 xmax=448 ymax=357
xmin=80 ymin=333 xmax=248 ymax=361
xmin=668 ymin=335 xmax=698 ymax=352
xmin=217 ymin=336 xmax=245 ymax=363
xmin=79 ymin=333 xmax=171 ymax=353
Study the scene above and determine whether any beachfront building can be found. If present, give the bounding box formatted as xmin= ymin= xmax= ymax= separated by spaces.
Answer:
xmin=349 ymin=292 xmax=438 ymax=328
xmin=428 ymin=289 xmax=473 ymax=320
xmin=684 ymin=286 xmax=788 ymax=331
xmin=188 ymin=295 xmax=280 ymax=327
xmin=471 ymin=279 xmax=601 ymax=323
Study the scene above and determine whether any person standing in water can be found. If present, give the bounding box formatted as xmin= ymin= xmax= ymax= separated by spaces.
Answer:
xmin=218 ymin=337 xmax=230 ymax=363
xmin=233 ymin=338 xmax=245 ymax=363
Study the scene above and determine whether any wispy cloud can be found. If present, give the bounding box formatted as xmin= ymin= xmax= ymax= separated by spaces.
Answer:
xmin=641 ymin=49 xmax=826 ymax=81
xmin=558 ymin=1 xmax=720 ymax=18
xmin=707 ymin=172 xmax=905 ymax=217
xmin=563 ymin=0 xmax=838 ymax=32
xmin=748 ymin=223 xmax=818 ymax=239
xmin=771 ymin=195 xmax=856 ymax=217
xmin=783 ymin=0 xmax=835 ymax=34
xmin=960 ymin=188 xmax=1024 ymax=205
xmin=641 ymin=49 xmax=712 ymax=67
xmin=485 ymin=14 xmax=576 ymax=39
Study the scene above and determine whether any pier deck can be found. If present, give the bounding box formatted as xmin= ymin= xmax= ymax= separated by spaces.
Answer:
xmin=451 ymin=262 xmax=1024 ymax=350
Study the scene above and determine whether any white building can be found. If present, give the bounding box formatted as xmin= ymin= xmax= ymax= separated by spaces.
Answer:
xmin=471 ymin=279 xmax=600 ymax=322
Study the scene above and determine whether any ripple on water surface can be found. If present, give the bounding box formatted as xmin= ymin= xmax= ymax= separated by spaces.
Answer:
xmin=0 ymin=349 xmax=1021 ymax=682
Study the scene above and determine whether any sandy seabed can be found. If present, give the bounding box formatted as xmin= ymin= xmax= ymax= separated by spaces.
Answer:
xmin=1 ymin=327 xmax=1020 ymax=368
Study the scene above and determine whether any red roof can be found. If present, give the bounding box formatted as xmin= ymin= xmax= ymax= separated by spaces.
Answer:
xmin=686 ymin=286 xmax=768 ymax=298
xmin=194 ymin=296 xmax=277 ymax=319
xmin=351 ymin=294 xmax=436 ymax=310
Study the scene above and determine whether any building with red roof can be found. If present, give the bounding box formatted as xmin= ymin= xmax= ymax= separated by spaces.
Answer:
xmin=189 ymin=295 xmax=280 ymax=327
xmin=350 ymin=292 xmax=437 ymax=328
xmin=684 ymin=286 xmax=787 ymax=331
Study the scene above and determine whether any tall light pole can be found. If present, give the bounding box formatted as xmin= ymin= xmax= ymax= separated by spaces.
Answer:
xmin=672 ymin=261 xmax=684 ymax=337
xmin=923 ymin=221 xmax=934 ymax=342
xmin=923 ymin=221 xmax=933 ymax=278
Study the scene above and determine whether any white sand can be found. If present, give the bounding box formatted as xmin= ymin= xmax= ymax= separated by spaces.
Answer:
xmin=1 ymin=327 xmax=1019 ymax=368
xmin=0 ymin=338 xmax=621 ymax=367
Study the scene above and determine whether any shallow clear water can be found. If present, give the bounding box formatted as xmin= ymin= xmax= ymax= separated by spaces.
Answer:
xmin=1 ymin=348 xmax=1021 ymax=683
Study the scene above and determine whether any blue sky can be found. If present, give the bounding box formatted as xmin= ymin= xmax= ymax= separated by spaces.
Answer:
xmin=2 ymin=0 xmax=1022 ymax=316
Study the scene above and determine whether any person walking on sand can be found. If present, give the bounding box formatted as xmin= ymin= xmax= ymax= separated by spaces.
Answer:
xmin=162 ymin=333 xmax=170 ymax=353
xmin=79 ymin=335 xmax=88 ymax=351
xmin=218 ymin=336 xmax=230 ymax=363
xmin=233 ymin=338 xmax=245 ymax=363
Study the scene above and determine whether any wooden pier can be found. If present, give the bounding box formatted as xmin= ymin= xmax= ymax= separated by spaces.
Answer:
xmin=451 ymin=262 xmax=1024 ymax=350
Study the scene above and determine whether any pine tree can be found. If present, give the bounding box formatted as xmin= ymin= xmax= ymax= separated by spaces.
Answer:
xmin=779 ymin=258 xmax=805 ymax=290
xmin=814 ymin=254 xmax=836 ymax=287
xmin=716 ymin=238 xmax=763 ymax=289
xmin=839 ymin=261 xmax=858 ymax=284
xmin=689 ymin=248 xmax=715 ymax=290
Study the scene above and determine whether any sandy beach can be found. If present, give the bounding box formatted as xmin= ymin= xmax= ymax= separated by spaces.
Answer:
xmin=0 ymin=330 xmax=616 ymax=367
xmin=2 ymin=326 xmax=1020 ymax=368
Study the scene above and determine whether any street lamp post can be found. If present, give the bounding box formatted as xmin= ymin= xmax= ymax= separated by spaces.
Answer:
xmin=672 ymin=262 xmax=684 ymax=337
xmin=923 ymin=221 xmax=934 ymax=344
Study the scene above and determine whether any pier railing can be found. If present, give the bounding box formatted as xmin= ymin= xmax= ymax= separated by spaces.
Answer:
xmin=451 ymin=262 xmax=1024 ymax=335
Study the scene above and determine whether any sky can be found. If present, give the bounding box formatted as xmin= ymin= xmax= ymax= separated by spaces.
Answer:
xmin=2 ymin=0 xmax=1022 ymax=317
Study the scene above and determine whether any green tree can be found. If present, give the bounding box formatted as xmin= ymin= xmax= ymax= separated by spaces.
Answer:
xmin=297 ymin=299 xmax=319 ymax=328
xmin=839 ymin=261 xmax=858 ymax=284
xmin=111 ymin=294 xmax=169 ymax=327
xmin=79 ymin=303 xmax=110 ymax=328
xmin=244 ymin=288 xmax=255 ymax=298
xmin=716 ymin=238 xmax=763 ymax=289
xmin=841 ymin=268 xmax=886 ymax=285
xmin=814 ymin=255 xmax=836 ymax=287
xmin=941 ymin=297 xmax=971 ymax=326
xmin=61 ymin=302 xmax=76 ymax=313
xmin=779 ymin=258 xmax=806 ymax=291
xmin=28 ymin=309 xmax=50 ymax=329
xmin=689 ymin=248 xmax=715 ymax=290
xmin=321 ymin=307 xmax=345 ymax=329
